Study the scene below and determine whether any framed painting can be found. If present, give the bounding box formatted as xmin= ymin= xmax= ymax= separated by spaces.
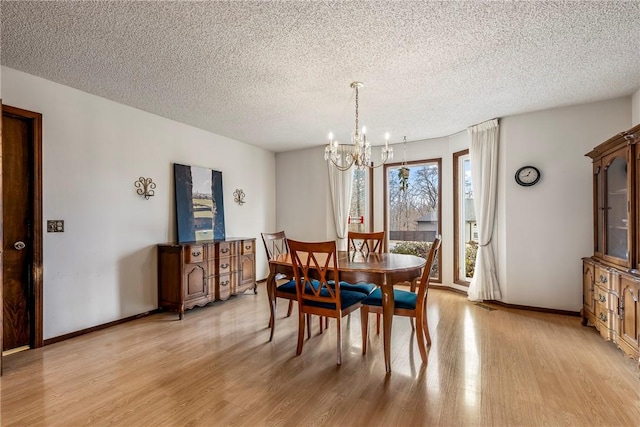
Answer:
xmin=174 ymin=163 xmax=226 ymax=242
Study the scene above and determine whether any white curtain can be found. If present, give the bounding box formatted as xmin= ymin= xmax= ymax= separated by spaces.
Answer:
xmin=468 ymin=118 xmax=502 ymax=301
xmin=327 ymin=146 xmax=354 ymax=251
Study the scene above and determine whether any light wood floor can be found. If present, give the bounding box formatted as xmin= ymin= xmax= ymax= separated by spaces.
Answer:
xmin=1 ymin=284 xmax=639 ymax=426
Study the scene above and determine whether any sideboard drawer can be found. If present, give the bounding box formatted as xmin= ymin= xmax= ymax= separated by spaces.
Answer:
xmin=218 ymin=257 xmax=232 ymax=275
xmin=241 ymin=240 xmax=255 ymax=255
xmin=595 ymin=300 xmax=616 ymax=335
xmin=216 ymin=274 xmax=232 ymax=301
xmin=186 ymin=245 xmax=204 ymax=264
xmin=218 ymin=242 xmax=233 ymax=257
xmin=594 ymin=266 xmax=614 ymax=290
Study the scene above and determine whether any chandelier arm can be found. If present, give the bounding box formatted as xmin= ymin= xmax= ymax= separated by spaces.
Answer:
xmin=364 ymin=154 xmax=391 ymax=169
xmin=328 ymin=156 xmax=355 ymax=172
xmin=366 ymin=161 xmax=389 ymax=169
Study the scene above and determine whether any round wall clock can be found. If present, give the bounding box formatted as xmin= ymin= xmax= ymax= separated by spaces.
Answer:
xmin=515 ymin=166 xmax=541 ymax=186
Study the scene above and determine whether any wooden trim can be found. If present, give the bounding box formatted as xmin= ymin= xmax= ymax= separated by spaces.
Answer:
xmin=43 ymin=309 xmax=162 ymax=346
xmin=431 ymin=285 xmax=580 ymax=316
xmin=453 ymin=149 xmax=470 ymax=286
xmin=368 ymin=167 xmax=374 ymax=233
xmin=430 ymin=284 xmax=466 ymax=294
xmin=0 ymin=99 xmax=3 ymax=375
xmin=3 ymin=105 xmax=44 ymax=349
xmin=592 ymin=162 xmax=602 ymax=258
xmin=486 ymin=299 xmax=581 ymax=317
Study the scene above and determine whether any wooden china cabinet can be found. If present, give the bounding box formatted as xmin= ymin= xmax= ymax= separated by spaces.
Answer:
xmin=157 ymin=238 xmax=256 ymax=319
xmin=583 ymin=123 xmax=640 ymax=365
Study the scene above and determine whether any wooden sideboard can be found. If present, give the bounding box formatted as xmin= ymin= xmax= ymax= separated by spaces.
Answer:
xmin=157 ymin=238 xmax=256 ymax=319
xmin=583 ymin=124 xmax=640 ymax=365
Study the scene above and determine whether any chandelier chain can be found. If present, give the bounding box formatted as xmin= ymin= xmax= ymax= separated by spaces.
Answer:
xmin=354 ymin=85 xmax=359 ymax=135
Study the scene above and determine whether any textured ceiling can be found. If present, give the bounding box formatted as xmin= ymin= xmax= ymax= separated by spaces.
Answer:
xmin=1 ymin=1 xmax=639 ymax=152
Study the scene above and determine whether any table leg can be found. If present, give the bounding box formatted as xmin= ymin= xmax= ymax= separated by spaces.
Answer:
xmin=267 ymin=268 xmax=277 ymax=342
xmin=381 ymin=277 xmax=395 ymax=373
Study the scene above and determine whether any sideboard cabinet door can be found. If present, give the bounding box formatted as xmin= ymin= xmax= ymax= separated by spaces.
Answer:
xmin=582 ymin=259 xmax=595 ymax=323
xmin=619 ymin=275 xmax=640 ymax=352
xmin=238 ymin=239 xmax=256 ymax=294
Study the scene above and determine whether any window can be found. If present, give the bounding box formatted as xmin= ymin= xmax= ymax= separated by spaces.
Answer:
xmin=454 ymin=150 xmax=477 ymax=285
xmin=348 ymin=168 xmax=368 ymax=233
xmin=384 ymin=159 xmax=441 ymax=281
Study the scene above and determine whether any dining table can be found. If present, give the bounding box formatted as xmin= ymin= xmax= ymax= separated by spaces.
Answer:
xmin=266 ymin=250 xmax=426 ymax=372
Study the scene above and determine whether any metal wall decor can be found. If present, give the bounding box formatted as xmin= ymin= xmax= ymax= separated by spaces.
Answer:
xmin=233 ymin=189 xmax=246 ymax=205
xmin=135 ymin=177 xmax=156 ymax=199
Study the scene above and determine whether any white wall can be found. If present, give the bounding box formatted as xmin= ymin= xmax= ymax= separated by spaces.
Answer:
xmin=499 ymin=97 xmax=631 ymax=311
xmin=275 ymin=147 xmax=335 ymax=243
xmin=276 ymin=97 xmax=633 ymax=311
xmin=2 ymin=67 xmax=276 ymax=339
xmin=633 ymin=88 xmax=640 ymax=125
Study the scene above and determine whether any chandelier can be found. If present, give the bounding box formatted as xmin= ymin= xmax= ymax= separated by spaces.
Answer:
xmin=324 ymin=82 xmax=393 ymax=171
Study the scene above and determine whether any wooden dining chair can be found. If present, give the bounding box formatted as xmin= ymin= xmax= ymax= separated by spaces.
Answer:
xmin=360 ymin=235 xmax=442 ymax=364
xmin=348 ymin=231 xmax=385 ymax=254
xmin=347 ymin=231 xmax=385 ymax=331
xmin=287 ymin=239 xmax=368 ymax=365
xmin=261 ymin=231 xmax=296 ymax=339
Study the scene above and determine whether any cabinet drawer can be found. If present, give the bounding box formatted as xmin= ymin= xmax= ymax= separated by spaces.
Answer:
xmin=216 ymin=274 xmax=232 ymax=301
xmin=241 ymin=240 xmax=255 ymax=255
xmin=218 ymin=242 xmax=233 ymax=257
xmin=185 ymin=245 xmax=204 ymax=264
xmin=218 ymin=257 xmax=232 ymax=275
xmin=595 ymin=301 xmax=615 ymax=332
xmin=594 ymin=266 xmax=614 ymax=290
xmin=594 ymin=285 xmax=618 ymax=312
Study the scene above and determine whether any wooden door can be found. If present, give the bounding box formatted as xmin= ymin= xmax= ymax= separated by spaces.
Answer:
xmin=582 ymin=260 xmax=595 ymax=323
xmin=184 ymin=264 xmax=207 ymax=301
xmin=239 ymin=254 xmax=255 ymax=292
xmin=2 ymin=105 xmax=43 ymax=355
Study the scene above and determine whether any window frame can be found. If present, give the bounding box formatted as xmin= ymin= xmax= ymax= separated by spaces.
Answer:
xmin=453 ymin=149 xmax=472 ymax=286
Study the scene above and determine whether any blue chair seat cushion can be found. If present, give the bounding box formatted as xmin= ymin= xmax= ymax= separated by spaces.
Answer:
xmin=362 ymin=288 xmax=417 ymax=310
xmin=298 ymin=280 xmax=366 ymax=309
xmin=277 ymin=279 xmax=333 ymax=295
xmin=280 ymin=279 xmax=367 ymax=309
xmin=329 ymin=280 xmax=376 ymax=295
xmin=304 ymin=288 xmax=367 ymax=310
xmin=276 ymin=279 xmax=297 ymax=294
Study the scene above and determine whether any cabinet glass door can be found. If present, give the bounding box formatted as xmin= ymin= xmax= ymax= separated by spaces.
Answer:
xmin=605 ymin=155 xmax=629 ymax=262
xmin=594 ymin=164 xmax=603 ymax=256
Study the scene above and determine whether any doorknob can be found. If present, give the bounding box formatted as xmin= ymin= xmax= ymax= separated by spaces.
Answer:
xmin=14 ymin=241 xmax=26 ymax=250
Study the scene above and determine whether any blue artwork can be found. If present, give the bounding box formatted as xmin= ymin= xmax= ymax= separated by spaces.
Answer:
xmin=174 ymin=163 xmax=226 ymax=243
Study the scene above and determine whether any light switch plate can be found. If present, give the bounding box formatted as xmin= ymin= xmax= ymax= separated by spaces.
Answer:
xmin=47 ymin=220 xmax=64 ymax=232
